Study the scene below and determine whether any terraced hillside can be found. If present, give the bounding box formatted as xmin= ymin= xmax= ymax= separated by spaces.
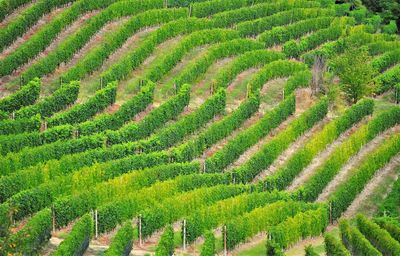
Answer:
xmin=0 ymin=0 xmax=399 ymax=255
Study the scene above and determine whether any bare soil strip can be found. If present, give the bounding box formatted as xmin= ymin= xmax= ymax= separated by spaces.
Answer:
xmin=317 ymin=125 xmax=400 ymax=202
xmin=286 ymin=120 xmax=367 ymax=192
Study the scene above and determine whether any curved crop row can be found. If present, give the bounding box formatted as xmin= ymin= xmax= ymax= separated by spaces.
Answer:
xmin=0 ymin=77 xmax=40 ymax=113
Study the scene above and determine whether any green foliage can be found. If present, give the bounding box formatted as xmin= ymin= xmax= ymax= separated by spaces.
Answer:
xmin=54 ymin=7 xmax=184 ymax=83
xmin=0 ymin=124 xmax=74 ymax=155
xmin=15 ymin=81 xmax=80 ymax=119
xmin=371 ymin=48 xmax=400 ymax=72
xmin=258 ymin=17 xmax=334 ymax=47
xmin=205 ymin=94 xmax=295 ymax=173
xmin=104 ymin=222 xmax=134 ymax=256
xmin=329 ymin=133 xmax=400 ymax=219
xmin=378 ymin=177 xmax=400 ymax=217
xmin=266 ymin=240 xmax=284 ymax=256
xmin=0 ymin=0 xmax=32 ymax=21
xmin=339 ymin=219 xmax=381 ymax=256
xmin=5 ymin=209 xmax=52 ymax=255
xmin=77 ymin=81 xmax=155 ymax=136
xmin=224 ymin=201 xmax=318 ymax=250
xmin=173 ymin=95 xmax=259 ymax=162
xmin=0 ymin=114 xmax=41 ymax=135
xmin=53 ymin=214 xmax=93 ymax=256
xmin=0 ymin=0 xmax=120 ymax=76
xmin=0 ymin=0 xmax=74 ymax=52
xmin=184 ymin=191 xmax=288 ymax=244
xmin=269 ymin=207 xmax=328 ymax=250
xmin=211 ymin=0 xmax=321 ymax=28
xmin=140 ymin=185 xmax=246 ymax=238
xmin=238 ymin=6 xmax=334 ymax=37
xmin=324 ymin=233 xmax=350 ymax=256
xmin=191 ymin=0 xmax=272 ymax=18
xmin=383 ymin=20 xmax=399 ymax=34
xmin=375 ymin=65 xmax=400 ymax=94
xmin=173 ymin=38 xmax=264 ymax=88
xmin=357 ymin=214 xmax=400 ymax=255
xmin=233 ymin=97 xmax=328 ymax=183
xmin=101 ymin=18 xmax=212 ymax=84
xmin=374 ymin=217 xmax=400 ymax=243
xmin=296 ymin=106 xmax=400 ymax=202
xmin=201 ymin=232 xmax=216 ymax=256
xmin=155 ymin=226 xmax=174 ymax=256
xmin=0 ymin=78 xmax=40 ymax=113
xmin=47 ymin=81 xmax=117 ymax=127
xmin=331 ymin=47 xmax=377 ymax=103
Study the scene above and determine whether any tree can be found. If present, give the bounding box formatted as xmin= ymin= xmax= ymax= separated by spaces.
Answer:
xmin=330 ymin=47 xmax=377 ymax=103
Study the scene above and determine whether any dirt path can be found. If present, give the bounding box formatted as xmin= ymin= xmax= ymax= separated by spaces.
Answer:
xmin=317 ymin=125 xmax=400 ymax=202
xmin=286 ymin=120 xmax=367 ymax=192
xmin=226 ymin=68 xmax=258 ymax=112
xmin=226 ymin=114 xmax=296 ymax=171
xmin=200 ymin=112 xmax=263 ymax=160
xmin=342 ymin=154 xmax=400 ymax=218
xmin=252 ymin=118 xmax=330 ymax=183
xmin=230 ymin=232 xmax=266 ymax=256
xmin=0 ymin=1 xmax=37 ymax=28
xmin=42 ymin=17 xmax=130 ymax=88
xmin=0 ymin=6 xmax=67 ymax=60
xmin=0 ymin=10 xmax=100 ymax=89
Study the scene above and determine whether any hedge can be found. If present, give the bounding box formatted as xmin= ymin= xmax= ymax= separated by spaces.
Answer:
xmin=5 ymin=209 xmax=52 ymax=255
xmin=15 ymin=81 xmax=80 ymax=119
xmin=324 ymin=233 xmax=350 ymax=256
xmin=284 ymin=70 xmax=312 ymax=95
xmin=258 ymin=16 xmax=334 ymax=47
xmin=101 ymin=18 xmax=213 ymax=84
xmin=52 ymin=214 xmax=93 ymax=256
xmin=55 ymin=7 xmax=186 ymax=83
xmin=357 ymin=214 xmax=400 ymax=255
xmin=0 ymin=114 xmax=41 ymax=135
xmin=212 ymin=49 xmax=285 ymax=89
xmin=0 ymin=124 xmax=74 ymax=155
xmin=205 ymin=94 xmax=295 ymax=173
xmin=375 ymin=218 xmax=400 ymax=243
xmin=283 ymin=20 xmax=346 ymax=58
xmin=155 ymin=225 xmax=174 ymax=256
xmin=201 ymin=232 xmax=216 ymax=256
xmin=371 ymin=48 xmax=400 ymax=73
xmin=144 ymin=29 xmax=239 ymax=83
xmin=0 ymin=77 xmax=40 ymax=113
xmin=95 ymin=173 xmax=231 ymax=233
xmin=263 ymin=98 xmax=374 ymax=191
xmin=224 ymin=201 xmax=318 ymax=250
xmin=211 ymin=0 xmax=321 ymax=28
xmin=0 ymin=0 xmax=75 ymax=52
xmin=232 ymin=97 xmax=328 ymax=183
xmin=46 ymin=81 xmax=117 ymax=127
xmin=339 ymin=219 xmax=381 ymax=256
xmin=184 ymin=190 xmax=288 ymax=244
xmin=247 ymin=60 xmax=308 ymax=93
xmin=0 ymin=0 xmax=33 ymax=21
xmin=0 ymin=0 xmax=119 ymax=76
xmin=104 ymin=222 xmax=135 ymax=256
xmin=375 ymin=64 xmax=400 ymax=94
xmin=77 ymin=81 xmax=155 ymax=136
xmin=269 ymin=207 xmax=328 ymax=250
xmin=140 ymin=185 xmax=246 ymax=238
xmin=378 ymin=177 xmax=400 ymax=217
xmin=295 ymin=106 xmax=400 ymax=202
xmin=237 ymin=6 xmax=334 ymax=37
xmin=172 ymin=38 xmax=264 ymax=88
xmin=329 ymin=132 xmax=400 ymax=220
xmin=172 ymin=95 xmax=259 ymax=162
xmin=0 ymin=133 xmax=105 ymax=177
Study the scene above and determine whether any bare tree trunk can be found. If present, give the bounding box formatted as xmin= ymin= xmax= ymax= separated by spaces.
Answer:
xmin=311 ymin=55 xmax=326 ymax=96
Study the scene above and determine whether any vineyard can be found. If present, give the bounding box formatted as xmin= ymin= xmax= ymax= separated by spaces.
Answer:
xmin=0 ymin=0 xmax=399 ymax=255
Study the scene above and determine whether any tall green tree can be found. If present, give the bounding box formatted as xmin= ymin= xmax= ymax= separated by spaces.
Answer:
xmin=330 ymin=47 xmax=377 ymax=103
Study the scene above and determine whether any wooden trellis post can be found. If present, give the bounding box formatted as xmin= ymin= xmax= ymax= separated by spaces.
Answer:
xmin=95 ymin=209 xmax=98 ymax=239
xmin=183 ymin=219 xmax=187 ymax=251
xmin=138 ymin=214 xmax=142 ymax=246
xmin=52 ymin=205 xmax=56 ymax=234
xmin=223 ymin=225 xmax=227 ymax=256
xmin=60 ymin=77 xmax=63 ymax=87
xmin=188 ymin=5 xmax=192 ymax=17
xmin=329 ymin=202 xmax=332 ymax=224
xmin=282 ymin=88 xmax=285 ymax=100
xmin=100 ymin=77 xmax=104 ymax=89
